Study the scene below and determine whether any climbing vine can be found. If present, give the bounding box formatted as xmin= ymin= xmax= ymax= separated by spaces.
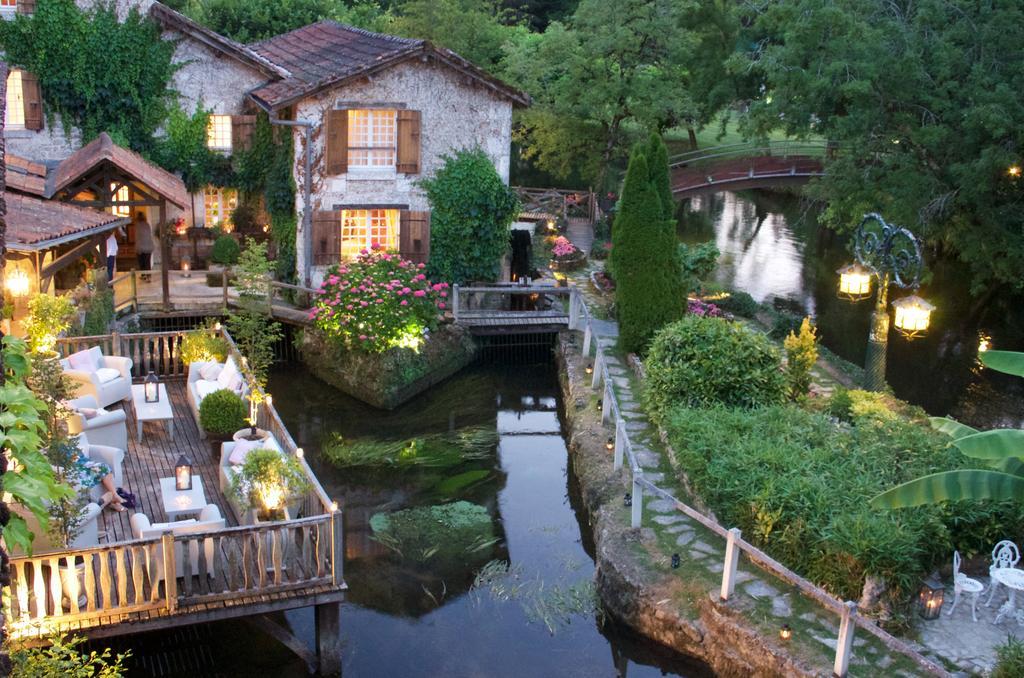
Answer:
xmin=0 ymin=0 xmax=178 ymax=153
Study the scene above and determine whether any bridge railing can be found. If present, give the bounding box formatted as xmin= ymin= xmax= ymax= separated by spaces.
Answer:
xmin=452 ymin=283 xmax=575 ymax=325
xmin=669 ymin=139 xmax=832 ymax=167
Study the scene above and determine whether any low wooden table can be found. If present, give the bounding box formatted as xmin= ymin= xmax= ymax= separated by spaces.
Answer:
xmin=159 ymin=476 xmax=206 ymax=521
xmin=130 ymin=383 xmax=173 ymax=442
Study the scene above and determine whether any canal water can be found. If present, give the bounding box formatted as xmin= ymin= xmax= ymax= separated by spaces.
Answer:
xmin=679 ymin=190 xmax=1024 ymax=428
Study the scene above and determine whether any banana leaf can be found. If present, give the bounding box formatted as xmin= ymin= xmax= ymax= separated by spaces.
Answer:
xmin=871 ymin=470 xmax=1024 ymax=509
xmin=929 ymin=416 xmax=978 ymax=439
xmin=992 ymin=457 xmax=1024 ymax=477
xmin=953 ymin=429 xmax=1024 ymax=460
xmin=980 ymin=350 xmax=1024 ymax=378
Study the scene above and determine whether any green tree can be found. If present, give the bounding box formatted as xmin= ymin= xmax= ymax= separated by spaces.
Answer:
xmin=184 ymin=0 xmax=389 ymax=42
xmin=783 ymin=317 xmax=818 ymax=401
xmin=644 ymin=133 xmax=674 ymax=222
xmin=421 ymin=148 xmax=520 ymax=284
xmin=871 ymin=350 xmax=1024 ymax=508
xmin=392 ymin=0 xmax=527 ymax=71
xmin=611 ymin=148 xmax=685 ymax=354
xmin=227 ymin=240 xmax=283 ymax=403
xmin=742 ymin=0 xmax=1024 ymax=295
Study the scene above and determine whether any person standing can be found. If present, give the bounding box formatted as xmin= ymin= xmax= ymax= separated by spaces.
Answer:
xmin=134 ymin=212 xmax=154 ymax=282
xmin=105 ymin=229 xmax=119 ymax=282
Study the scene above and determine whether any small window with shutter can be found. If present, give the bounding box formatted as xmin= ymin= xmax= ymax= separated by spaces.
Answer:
xmin=207 ymin=115 xmax=233 ymax=152
xmin=5 ymin=69 xmax=25 ymax=129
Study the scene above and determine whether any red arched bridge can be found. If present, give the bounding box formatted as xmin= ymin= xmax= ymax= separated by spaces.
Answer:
xmin=670 ymin=140 xmax=829 ymax=197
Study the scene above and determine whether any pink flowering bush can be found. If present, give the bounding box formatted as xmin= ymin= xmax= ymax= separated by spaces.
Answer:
xmin=551 ymin=236 xmax=578 ymax=259
xmin=309 ymin=244 xmax=449 ymax=353
xmin=687 ymin=298 xmax=723 ymax=318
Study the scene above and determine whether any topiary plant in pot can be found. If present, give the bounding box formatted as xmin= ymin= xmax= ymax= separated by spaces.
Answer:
xmin=199 ymin=388 xmax=248 ymax=441
xmin=207 ymin=236 xmax=240 ymax=286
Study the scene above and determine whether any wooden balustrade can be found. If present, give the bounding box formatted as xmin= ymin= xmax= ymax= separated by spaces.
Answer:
xmin=56 ymin=330 xmax=189 ymax=379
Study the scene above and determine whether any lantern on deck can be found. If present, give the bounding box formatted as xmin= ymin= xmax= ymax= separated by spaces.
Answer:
xmin=174 ymin=455 xmax=193 ymax=491
xmin=144 ymin=371 xmax=160 ymax=403
xmin=918 ymin=574 xmax=944 ymax=620
xmin=6 ymin=267 xmax=30 ymax=298
xmin=836 ymin=263 xmax=872 ymax=301
xmin=892 ymin=294 xmax=934 ymax=339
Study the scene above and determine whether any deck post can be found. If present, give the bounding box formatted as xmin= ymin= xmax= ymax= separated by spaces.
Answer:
xmin=452 ymin=284 xmax=460 ymax=322
xmin=591 ymin=353 xmax=603 ymax=389
xmin=613 ymin=418 xmax=625 ymax=470
xmin=582 ymin=323 xmax=592 ymax=358
xmin=833 ymin=601 xmax=857 ymax=677
xmin=130 ymin=270 xmax=137 ymax=311
xmin=601 ymin=382 xmax=612 ymax=424
xmin=315 ymin=602 xmax=343 ymax=676
xmin=162 ymin=531 xmax=177 ymax=612
xmin=330 ymin=508 xmax=344 ymax=586
xmin=110 ymin=330 xmax=120 ymax=357
xmin=719 ymin=527 xmax=742 ymax=601
xmin=630 ymin=474 xmax=643 ymax=528
xmin=568 ymin=290 xmax=579 ymax=330
xmin=222 ymin=270 xmax=229 ymax=309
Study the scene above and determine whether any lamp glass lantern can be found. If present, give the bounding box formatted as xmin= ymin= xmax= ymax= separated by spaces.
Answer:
xmin=174 ymin=455 xmax=193 ymax=491
xmin=918 ymin=574 xmax=944 ymax=620
xmin=144 ymin=371 xmax=160 ymax=403
xmin=892 ymin=294 xmax=934 ymax=339
xmin=6 ymin=267 xmax=30 ymax=298
xmin=836 ymin=263 xmax=872 ymax=301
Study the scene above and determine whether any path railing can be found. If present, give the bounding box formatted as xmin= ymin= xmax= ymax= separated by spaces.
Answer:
xmin=512 ymin=186 xmax=599 ymax=223
xmin=568 ymin=288 xmax=948 ymax=678
xmin=668 ymin=139 xmax=832 ymax=167
xmin=452 ymin=284 xmax=573 ymax=328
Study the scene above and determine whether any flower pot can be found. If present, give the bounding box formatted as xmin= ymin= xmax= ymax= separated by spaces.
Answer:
xmin=550 ymin=250 xmax=587 ymax=272
xmin=233 ymin=427 xmax=271 ymax=443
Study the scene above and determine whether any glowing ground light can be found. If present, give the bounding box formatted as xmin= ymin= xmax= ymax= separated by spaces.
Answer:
xmin=978 ymin=334 xmax=991 ymax=353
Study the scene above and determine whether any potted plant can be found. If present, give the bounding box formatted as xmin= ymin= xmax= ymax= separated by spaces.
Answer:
xmin=198 ymin=388 xmax=248 ymax=448
xmin=228 ymin=448 xmax=309 ymax=523
xmin=207 ymin=235 xmax=240 ymax=287
xmin=549 ymin=236 xmax=586 ymax=271
xmin=180 ymin=321 xmax=230 ymax=365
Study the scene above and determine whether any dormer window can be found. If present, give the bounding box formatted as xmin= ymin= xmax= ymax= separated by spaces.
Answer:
xmin=206 ymin=115 xmax=232 ymax=152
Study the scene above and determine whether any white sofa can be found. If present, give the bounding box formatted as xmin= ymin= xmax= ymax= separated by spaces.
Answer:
xmin=73 ymin=432 xmax=125 ymax=504
xmin=60 ymin=346 xmax=133 ymax=408
xmin=130 ymin=504 xmax=226 ymax=584
xmin=9 ymin=501 xmax=103 ymax=555
xmin=66 ymin=394 xmax=128 ymax=450
xmin=186 ymin=357 xmax=249 ymax=438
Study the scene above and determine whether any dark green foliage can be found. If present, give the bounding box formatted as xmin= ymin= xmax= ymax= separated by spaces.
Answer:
xmin=0 ymin=0 xmax=178 ymax=153
xmin=645 ymin=133 xmax=674 ymax=222
xmin=393 ymin=0 xmax=527 ymax=71
xmin=185 ymin=0 xmax=388 ymax=43
xmin=211 ymin=236 xmax=240 ymax=265
xmin=677 ymin=241 xmax=719 ymax=291
xmin=611 ymin=149 xmax=685 ymax=354
xmin=421 ymin=148 xmax=520 ymax=284
xmin=155 ymin=105 xmax=228 ymax=193
xmin=768 ymin=310 xmax=803 ymax=340
xmin=198 ymin=389 xmax=248 ymax=436
xmin=11 ymin=634 xmax=129 ymax=677
xmin=642 ymin=316 xmax=785 ymax=418
xmin=826 ymin=387 xmax=854 ymax=422
xmin=994 ymin=638 xmax=1024 ymax=678
xmin=322 ymin=427 xmax=497 ymax=469
xmin=715 ymin=290 xmax=759 ymax=318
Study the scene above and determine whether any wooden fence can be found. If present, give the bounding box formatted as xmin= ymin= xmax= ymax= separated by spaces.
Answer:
xmin=513 ymin=186 xmax=599 ymax=223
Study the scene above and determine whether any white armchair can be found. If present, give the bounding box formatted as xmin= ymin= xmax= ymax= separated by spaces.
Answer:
xmin=66 ymin=395 xmax=128 ymax=450
xmin=8 ymin=501 xmax=103 ymax=556
xmin=73 ymin=432 xmax=124 ymax=503
xmin=60 ymin=347 xmax=133 ymax=408
xmin=130 ymin=505 xmax=226 ymax=584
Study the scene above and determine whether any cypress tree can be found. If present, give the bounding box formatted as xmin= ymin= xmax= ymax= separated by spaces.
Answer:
xmin=646 ymin=132 xmax=675 ymax=223
xmin=612 ymin=149 xmax=686 ymax=354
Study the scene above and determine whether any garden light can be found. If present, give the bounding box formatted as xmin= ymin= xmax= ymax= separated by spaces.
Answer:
xmin=779 ymin=624 xmax=792 ymax=641
xmin=623 ymin=493 xmax=632 ymax=507
xmin=175 ymin=455 xmax=193 ymax=491
xmin=585 ymin=363 xmax=593 ymax=375
xmin=671 ymin=553 xmax=680 ymax=569
xmin=144 ymin=371 xmax=160 ymax=403
xmin=606 ymin=437 xmax=614 ymax=451
xmin=918 ymin=574 xmax=944 ymax=620
xmin=891 ymin=294 xmax=934 ymax=339
xmin=5 ymin=267 xmax=30 ymax=298
xmin=836 ymin=263 xmax=872 ymax=301
xmin=1009 ymin=165 xmax=1022 ymax=178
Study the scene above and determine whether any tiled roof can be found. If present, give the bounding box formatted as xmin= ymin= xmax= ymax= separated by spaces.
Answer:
xmin=248 ymin=21 xmax=529 ymax=109
xmin=51 ymin=133 xmax=189 ymax=209
xmin=5 ymin=152 xmax=48 ymax=197
xmin=6 ymin=192 xmax=127 ymax=250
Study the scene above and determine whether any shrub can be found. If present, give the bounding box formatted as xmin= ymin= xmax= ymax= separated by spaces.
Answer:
xmin=228 ymin=447 xmax=309 ymax=514
xmin=686 ymin=298 xmax=722 ymax=317
xmin=310 ymin=245 xmax=447 ymax=353
xmin=25 ymin=293 xmax=75 ymax=353
xmin=643 ymin=316 xmax=785 ymax=418
xmin=715 ymin=290 xmax=760 ymax=318
xmin=994 ymin=638 xmax=1024 ymax=678
xmin=211 ymin=235 xmax=240 ymax=265
xmin=198 ymin=388 xmax=248 ymax=436
xmin=611 ymin=147 xmax=685 ymax=354
xmin=783 ymin=317 xmax=818 ymax=400
xmin=180 ymin=321 xmax=229 ymax=364
xmin=769 ymin=310 xmax=803 ymax=340
xmin=826 ymin=387 xmax=854 ymax=421
xmin=678 ymin=241 xmax=719 ymax=291
xmin=12 ymin=634 xmax=128 ymax=677
xmin=827 ymin=388 xmax=899 ymax=424
xmin=421 ymin=147 xmax=520 ymax=284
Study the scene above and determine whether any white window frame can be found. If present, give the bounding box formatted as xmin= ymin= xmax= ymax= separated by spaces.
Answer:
xmin=5 ymin=69 xmax=25 ymax=130
xmin=204 ymin=186 xmax=238 ymax=230
xmin=0 ymin=0 xmax=17 ymax=17
xmin=206 ymin=115 xmax=232 ymax=153
xmin=347 ymin=109 xmax=397 ymax=170
xmin=340 ymin=209 xmax=399 ymax=259
xmin=110 ymin=184 xmax=131 ymax=217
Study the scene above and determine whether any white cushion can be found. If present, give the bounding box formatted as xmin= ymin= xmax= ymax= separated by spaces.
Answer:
xmin=68 ymin=349 xmax=100 ymax=373
xmin=228 ymin=438 xmax=264 ymax=465
xmin=195 ymin=380 xmax=224 ymax=401
xmin=77 ymin=407 xmax=102 ymax=420
xmin=94 ymin=367 xmax=121 ymax=384
xmin=199 ymin=362 xmax=224 ymax=381
xmin=217 ymin=357 xmax=239 ymax=389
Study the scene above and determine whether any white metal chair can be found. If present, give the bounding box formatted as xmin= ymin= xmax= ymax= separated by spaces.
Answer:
xmin=949 ymin=551 xmax=984 ymax=621
xmin=986 ymin=540 xmax=1021 ymax=607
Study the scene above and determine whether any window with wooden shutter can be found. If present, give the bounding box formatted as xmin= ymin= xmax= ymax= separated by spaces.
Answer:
xmin=399 ymin=210 xmax=430 ymax=264
xmin=312 ymin=210 xmax=342 ymax=266
xmin=16 ymin=0 xmax=35 ymax=15
xmin=231 ymin=115 xmax=257 ymax=153
xmin=20 ymin=70 xmax=42 ymax=131
xmin=326 ymin=109 xmax=348 ymax=175
xmin=396 ymin=110 xmax=421 ymax=174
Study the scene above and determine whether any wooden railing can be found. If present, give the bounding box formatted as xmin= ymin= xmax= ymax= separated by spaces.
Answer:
xmin=56 ymin=330 xmax=190 ymax=379
xmin=570 ymin=290 xmax=949 ymax=678
xmin=452 ymin=283 xmax=573 ymax=327
xmin=512 ymin=186 xmax=599 ymax=223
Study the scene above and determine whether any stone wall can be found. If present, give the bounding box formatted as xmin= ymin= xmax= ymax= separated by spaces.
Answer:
xmin=293 ymin=59 xmax=514 ymax=285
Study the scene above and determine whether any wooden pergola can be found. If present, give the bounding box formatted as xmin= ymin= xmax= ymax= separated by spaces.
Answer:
xmin=48 ymin=133 xmax=189 ymax=308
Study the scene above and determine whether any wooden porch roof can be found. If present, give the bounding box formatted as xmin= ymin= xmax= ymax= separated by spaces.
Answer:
xmin=5 ymin=192 xmax=127 ymax=252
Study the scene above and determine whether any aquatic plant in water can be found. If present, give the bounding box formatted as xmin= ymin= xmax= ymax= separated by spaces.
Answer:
xmin=369 ymin=501 xmax=498 ymax=562
xmin=322 ymin=426 xmax=497 ymax=469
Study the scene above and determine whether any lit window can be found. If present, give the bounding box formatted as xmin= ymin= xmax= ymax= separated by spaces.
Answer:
xmin=204 ymin=186 xmax=238 ymax=230
xmin=347 ymin=110 xmax=396 ymax=168
xmin=206 ymin=115 xmax=232 ymax=152
xmin=110 ymin=184 xmax=131 ymax=217
xmin=0 ymin=0 xmax=16 ymax=13
xmin=5 ymin=70 xmax=24 ymax=129
xmin=340 ymin=209 xmax=398 ymax=259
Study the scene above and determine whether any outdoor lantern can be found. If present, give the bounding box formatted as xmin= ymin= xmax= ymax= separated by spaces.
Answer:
xmin=180 ymin=257 xmax=192 ymax=278
xmin=624 ymin=492 xmax=632 ymax=507
xmin=918 ymin=574 xmax=945 ymax=620
xmin=606 ymin=437 xmax=614 ymax=451
xmin=174 ymin=455 xmax=193 ymax=491
xmin=837 ymin=263 xmax=872 ymax=301
xmin=144 ymin=371 xmax=160 ymax=403
xmin=596 ymin=399 xmax=603 ymax=411
xmin=671 ymin=553 xmax=680 ymax=569
xmin=892 ymin=294 xmax=935 ymax=339
xmin=779 ymin=624 xmax=792 ymax=641
xmin=585 ymin=363 xmax=594 ymax=375
xmin=6 ymin=267 xmax=30 ymax=298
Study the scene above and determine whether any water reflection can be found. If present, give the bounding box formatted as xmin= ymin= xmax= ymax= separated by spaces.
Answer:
xmin=680 ymin=191 xmax=1024 ymax=428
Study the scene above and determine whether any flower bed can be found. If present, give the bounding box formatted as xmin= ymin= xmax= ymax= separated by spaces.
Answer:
xmin=548 ymin=236 xmax=587 ymax=271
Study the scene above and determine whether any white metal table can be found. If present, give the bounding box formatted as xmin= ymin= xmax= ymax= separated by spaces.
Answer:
xmin=159 ymin=476 xmax=206 ymax=521
xmin=991 ymin=568 xmax=1024 ymax=624
xmin=130 ymin=383 xmax=173 ymax=442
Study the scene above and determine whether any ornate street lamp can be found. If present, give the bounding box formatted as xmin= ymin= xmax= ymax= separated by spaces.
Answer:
xmin=837 ymin=213 xmax=931 ymax=391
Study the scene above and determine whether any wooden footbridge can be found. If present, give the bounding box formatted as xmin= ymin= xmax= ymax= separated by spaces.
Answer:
xmin=452 ymin=284 xmax=583 ymax=335
xmin=670 ymin=140 xmax=829 ymax=198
